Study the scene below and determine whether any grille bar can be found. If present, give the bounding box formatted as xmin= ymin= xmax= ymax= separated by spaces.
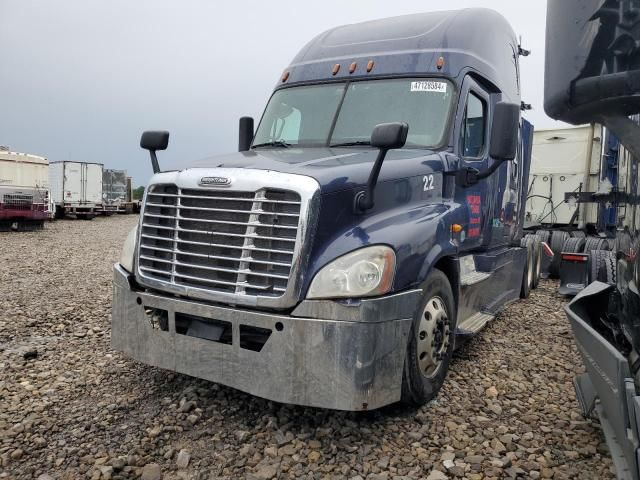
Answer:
xmin=138 ymin=182 xmax=302 ymax=301
xmin=139 ymin=255 xmax=290 ymax=280
xmin=143 ymin=224 xmax=297 ymax=243
xmin=145 ymin=202 xmax=301 ymax=217
xmin=140 ymin=233 xmax=293 ymax=255
xmin=148 ymin=191 xmax=301 ymax=205
xmin=140 ymin=244 xmax=292 ymax=268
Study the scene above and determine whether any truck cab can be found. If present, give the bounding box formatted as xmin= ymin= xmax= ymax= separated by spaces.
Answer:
xmin=112 ymin=8 xmax=533 ymax=410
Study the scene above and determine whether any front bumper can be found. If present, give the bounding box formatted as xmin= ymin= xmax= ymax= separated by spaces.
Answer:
xmin=112 ymin=264 xmax=421 ymax=410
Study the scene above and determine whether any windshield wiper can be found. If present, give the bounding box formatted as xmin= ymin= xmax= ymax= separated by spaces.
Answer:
xmin=329 ymin=140 xmax=371 ymax=147
xmin=251 ymin=140 xmax=291 ymax=149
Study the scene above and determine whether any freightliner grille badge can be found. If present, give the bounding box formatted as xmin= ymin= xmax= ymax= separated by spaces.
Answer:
xmin=199 ymin=176 xmax=231 ymax=187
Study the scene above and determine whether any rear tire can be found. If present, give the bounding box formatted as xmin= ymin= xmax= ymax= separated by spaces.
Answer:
xmin=536 ymin=230 xmax=551 ymax=244
xmin=563 ymin=236 xmax=586 ymax=253
xmin=401 ymin=269 xmax=456 ymax=407
xmin=585 ymin=236 xmax=609 ymax=253
xmin=589 ymin=250 xmax=617 ymax=285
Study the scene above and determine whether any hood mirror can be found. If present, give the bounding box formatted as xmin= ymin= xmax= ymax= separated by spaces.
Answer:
xmin=355 ymin=122 xmax=409 ymax=212
xmin=140 ymin=130 xmax=169 ymax=174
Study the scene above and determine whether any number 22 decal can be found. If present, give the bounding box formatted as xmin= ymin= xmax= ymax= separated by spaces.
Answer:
xmin=423 ymin=174 xmax=435 ymax=191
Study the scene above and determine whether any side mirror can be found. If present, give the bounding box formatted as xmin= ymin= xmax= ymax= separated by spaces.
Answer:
xmin=239 ymin=116 xmax=254 ymax=152
xmin=356 ymin=122 xmax=409 ymax=212
xmin=140 ymin=130 xmax=169 ymax=174
xmin=489 ymin=102 xmax=520 ymax=161
xmin=371 ymin=122 xmax=409 ymax=150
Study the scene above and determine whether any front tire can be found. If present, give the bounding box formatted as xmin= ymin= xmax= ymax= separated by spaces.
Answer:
xmin=401 ymin=269 xmax=456 ymax=407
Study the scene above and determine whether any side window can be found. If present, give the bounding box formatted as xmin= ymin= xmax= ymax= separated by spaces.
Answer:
xmin=460 ymin=92 xmax=486 ymax=158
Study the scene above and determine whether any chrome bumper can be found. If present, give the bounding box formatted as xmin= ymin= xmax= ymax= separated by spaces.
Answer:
xmin=111 ymin=264 xmax=421 ymax=410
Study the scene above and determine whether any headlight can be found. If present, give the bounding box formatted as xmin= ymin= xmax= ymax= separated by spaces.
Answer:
xmin=120 ymin=224 xmax=138 ymax=273
xmin=306 ymin=245 xmax=396 ymax=299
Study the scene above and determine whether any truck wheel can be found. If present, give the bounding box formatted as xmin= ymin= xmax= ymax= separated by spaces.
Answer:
xmin=589 ymin=250 xmax=617 ymax=285
xmin=585 ymin=236 xmax=609 ymax=253
xmin=530 ymin=236 xmax=542 ymax=289
xmin=521 ymin=235 xmax=540 ymax=289
xmin=536 ymin=230 xmax=550 ymax=244
xmin=520 ymin=241 xmax=533 ymax=299
xmin=401 ymin=269 xmax=455 ymax=407
xmin=563 ymin=236 xmax=586 ymax=253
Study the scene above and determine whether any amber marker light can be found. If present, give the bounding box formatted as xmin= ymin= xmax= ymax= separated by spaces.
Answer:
xmin=436 ymin=56 xmax=445 ymax=70
xmin=281 ymin=71 xmax=290 ymax=83
xmin=451 ymin=224 xmax=463 ymax=233
xmin=349 ymin=62 xmax=357 ymax=74
xmin=332 ymin=64 xmax=340 ymax=75
xmin=366 ymin=60 xmax=375 ymax=72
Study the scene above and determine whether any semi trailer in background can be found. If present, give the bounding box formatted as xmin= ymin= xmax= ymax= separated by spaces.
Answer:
xmin=545 ymin=1 xmax=640 ymax=478
xmin=526 ymin=124 xmax=602 ymax=228
xmin=102 ymin=169 xmax=137 ymax=214
xmin=525 ymin=124 xmax=620 ymax=295
xmin=49 ymin=161 xmax=103 ymax=219
xmin=112 ymin=9 xmax=537 ymax=411
xmin=0 ymin=147 xmax=50 ymax=231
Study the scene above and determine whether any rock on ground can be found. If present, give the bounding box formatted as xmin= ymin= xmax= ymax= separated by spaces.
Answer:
xmin=0 ymin=216 xmax=615 ymax=479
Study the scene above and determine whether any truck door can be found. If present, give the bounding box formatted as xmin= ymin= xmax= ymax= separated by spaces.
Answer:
xmin=85 ymin=164 xmax=103 ymax=204
xmin=454 ymin=78 xmax=491 ymax=249
xmin=64 ymin=162 xmax=83 ymax=204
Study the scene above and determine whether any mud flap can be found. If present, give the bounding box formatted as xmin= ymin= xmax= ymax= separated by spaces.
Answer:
xmin=566 ymin=282 xmax=640 ymax=480
xmin=559 ymin=253 xmax=589 ymax=296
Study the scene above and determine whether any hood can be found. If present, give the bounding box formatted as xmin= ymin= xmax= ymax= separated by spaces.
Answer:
xmin=183 ymin=147 xmax=446 ymax=194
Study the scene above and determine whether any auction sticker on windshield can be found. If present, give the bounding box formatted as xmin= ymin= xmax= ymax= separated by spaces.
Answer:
xmin=410 ymin=81 xmax=447 ymax=93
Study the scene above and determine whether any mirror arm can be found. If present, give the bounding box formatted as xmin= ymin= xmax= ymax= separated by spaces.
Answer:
xmin=475 ymin=159 xmax=503 ymax=180
xmin=457 ymin=159 xmax=504 ymax=187
xmin=149 ymin=150 xmax=161 ymax=174
xmin=355 ymin=148 xmax=388 ymax=212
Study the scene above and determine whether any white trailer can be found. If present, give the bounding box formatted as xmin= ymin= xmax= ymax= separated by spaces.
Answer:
xmin=525 ymin=125 xmax=619 ymax=289
xmin=49 ymin=161 xmax=103 ymax=219
xmin=0 ymin=148 xmax=50 ymax=230
xmin=526 ymin=124 xmax=602 ymax=227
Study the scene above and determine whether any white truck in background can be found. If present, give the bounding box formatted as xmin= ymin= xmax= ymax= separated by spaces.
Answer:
xmin=525 ymin=124 xmax=619 ymax=295
xmin=102 ymin=169 xmax=137 ymax=214
xmin=0 ymin=147 xmax=50 ymax=230
xmin=49 ymin=161 xmax=103 ymax=219
xmin=526 ymin=124 xmax=602 ymax=228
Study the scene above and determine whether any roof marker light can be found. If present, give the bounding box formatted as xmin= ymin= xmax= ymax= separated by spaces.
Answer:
xmin=366 ymin=60 xmax=375 ymax=72
xmin=281 ymin=71 xmax=290 ymax=83
xmin=349 ymin=62 xmax=357 ymax=74
xmin=436 ymin=56 xmax=445 ymax=70
xmin=332 ymin=64 xmax=340 ymax=75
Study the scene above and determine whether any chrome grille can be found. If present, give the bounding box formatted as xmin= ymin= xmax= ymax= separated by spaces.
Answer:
xmin=138 ymin=184 xmax=302 ymax=298
xmin=3 ymin=193 xmax=33 ymax=210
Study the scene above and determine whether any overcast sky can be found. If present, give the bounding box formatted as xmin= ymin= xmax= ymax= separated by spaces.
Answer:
xmin=0 ymin=0 xmax=566 ymax=186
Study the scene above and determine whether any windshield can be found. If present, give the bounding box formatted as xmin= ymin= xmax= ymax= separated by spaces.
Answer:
xmin=252 ymin=78 xmax=454 ymax=148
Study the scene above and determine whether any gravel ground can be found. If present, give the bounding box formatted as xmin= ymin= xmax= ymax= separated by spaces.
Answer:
xmin=0 ymin=216 xmax=615 ymax=480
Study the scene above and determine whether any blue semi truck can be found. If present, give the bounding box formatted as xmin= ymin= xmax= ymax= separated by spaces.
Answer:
xmin=112 ymin=8 xmax=535 ymax=410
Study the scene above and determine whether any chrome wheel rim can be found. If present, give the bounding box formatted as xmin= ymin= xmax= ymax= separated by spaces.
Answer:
xmin=417 ymin=296 xmax=450 ymax=378
xmin=527 ymin=249 xmax=534 ymax=287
